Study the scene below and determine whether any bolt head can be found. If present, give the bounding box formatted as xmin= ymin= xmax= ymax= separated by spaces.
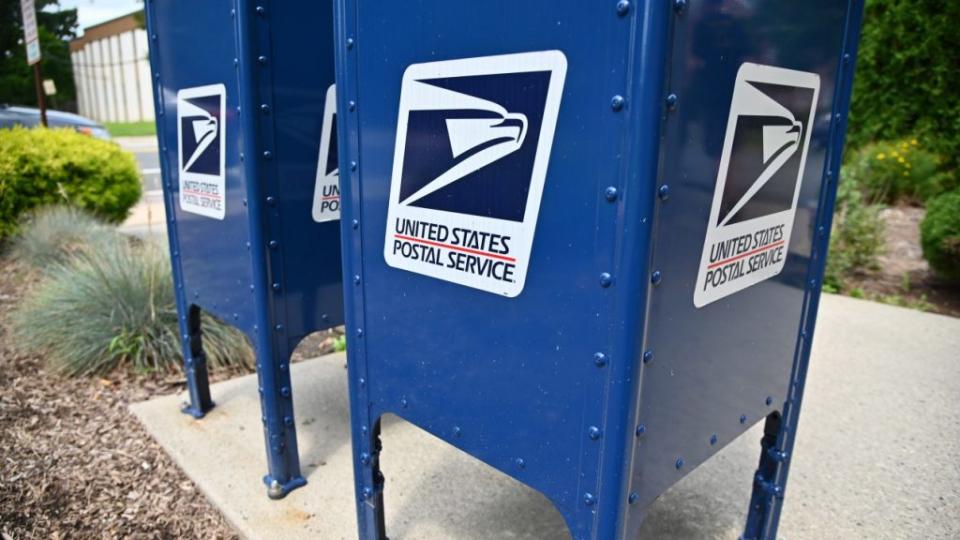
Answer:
xmin=710 ymin=434 xmax=718 ymax=445
xmin=604 ymin=186 xmax=619 ymax=202
xmin=600 ymin=272 xmax=613 ymax=288
xmin=593 ymin=352 xmax=608 ymax=367
xmin=651 ymin=270 xmax=662 ymax=285
xmin=635 ymin=424 xmax=646 ymax=437
xmin=642 ymin=350 xmax=654 ymax=364
xmin=628 ymin=491 xmax=639 ymax=504
xmin=666 ymin=93 xmax=679 ymax=110
xmin=588 ymin=426 xmax=602 ymax=440
xmin=674 ymin=0 xmax=688 ymax=14
xmin=740 ymin=414 xmax=748 ymax=424
xmin=583 ymin=493 xmax=596 ymax=506
xmin=616 ymin=0 xmax=630 ymax=16
xmin=766 ymin=396 xmax=774 ymax=406
xmin=675 ymin=457 xmax=684 ymax=469
xmin=610 ymin=95 xmax=625 ymax=111
xmin=515 ymin=458 xmax=526 ymax=469
xmin=658 ymin=184 xmax=670 ymax=201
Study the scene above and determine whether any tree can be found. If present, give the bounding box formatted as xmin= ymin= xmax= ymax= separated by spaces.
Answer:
xmin=0 ymin=0 xmax=78 ymax=109
xmin=847 ymin=0 xmax=960 ymax=171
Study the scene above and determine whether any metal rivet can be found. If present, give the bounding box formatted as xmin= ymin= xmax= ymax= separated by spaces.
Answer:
xmin=279 ymin=362 xmax=287 ymax=371
xmin=283 ymin=416 xmax=293 ymax=426
xmin=588 ymin=426 xmax=602 ymax=440
xmin=280 ymin=386 xmax=291 ymax=398
xmin=360 ymin=452 xmax=370 ymax=465
xmin=658 ymin=184 xmax=670 ymax=201
xmin=263 ymin=150 xmax=272 ymax=159
xmin=352 ymin=219 xmax=359 ymax=230
xmin=642 ymin=350 xmax=653 ymax=364
xmin=766 ymin=396 xmax=774 ymax=406
xmin=255 ymin=5 xmax=265 ymax=15
xmin=636 ymin=424 xmax=646 ymax=437
xmin=593 ymin=352 xmax=608 ymax=367
xmin=350 ymin=161 xmax=358 ymax=171
xmin=151 ymin=33 xmax=157 ymax=41
xmin=266 ymin=196 xmax=276 ymax=205
xmin=810 ymin=279 xmax=818 ymax=289
xmin=616 ymin=0 xmax=630 ymax=16
xmin=600 ymin=273 xmax=613 ymax=288
xmin=610 ymin=95 xmax=625 ymax=111
xmin=604 ymin=186 xmax=618 ymax=202
xmin=400 ymin=398 xmax=408 ymax=408
xmin=358 ymin=377 xmax=366 ymax=388
xmin=584 ymin=493 xmax=596 ymax=506
xmin=666 ymin=93 xmax=678 ymax=110
xmin=362 ymin=486 xmax=373 ymax=500
xmin=258 ymin=55 xmax=268 ymax=64
xmin=348 ymin=101 xmax=356 ymax=112
xmin=710 ymin=434 xmax=718 ymax=445
xmin=818 ymin=225 xmax=825 ymax=237
xmin=260 ymin=104 xmax=270 ymax=113
xmin=651 ymin=270 xmax=662 ymax=285
xmin=232 ymin=313 xmax=239 ymax=320
xmin=233 ymin=58 xmax=239 ymax=66
xmin=674 ymin=0 xmax=688 ymax=14
xmin=346 ymin=37 xmax=355 ymax=49
xmin=843 ymin=53 xmax=851 ymax=64
xmin=269 ymin=240 xmax=279 ymax=249
xmin=515 ymin=458 xmax=526 ymax=469
xmin=272 ymin=282 xmax=280 ymax=291
xmin=353 ymin=274 xmax=361 ymax=285
xmin=275 ymin=324 xmax=284 ymax=331
xmin=675 ymin=457 xmax=684 ymax=469
xmin=356 ymin=328 xmax=364 ymax=338
xmin=740 ymin=414 xmax=747 ymax=424
xmin=453 ymin=426 xmax=462 ymax=437
xmin=628 ymin=491 xmax=640 ymax=504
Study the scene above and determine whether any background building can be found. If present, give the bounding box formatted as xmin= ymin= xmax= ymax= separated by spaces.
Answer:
xmin=69 ymin=11 xmax=153 ymax=124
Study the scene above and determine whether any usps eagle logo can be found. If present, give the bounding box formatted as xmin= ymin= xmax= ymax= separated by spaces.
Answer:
xmin=177 ymin=84 xmax=226 ymax=219
xmin=384 ymin=51 xmax=567 ymax=297
xmin=694 ymin=63 xmax=820 ymax=307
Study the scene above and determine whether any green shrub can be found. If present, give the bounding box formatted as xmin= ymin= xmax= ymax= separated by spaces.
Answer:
xmin=920 ymin=189 xmax=960 ymax=281
xmin=10 ymin=238 xmax=253 ymax=376
xmin=825 ymin=169 xmax=886 ymax=290
xmin=0 ymin=127 xmax=142 ymax=240
xmin=848 ymin=0 xmax=960 ymax=172
xmin=842 ymin=139 xmax=951 ymax=204
xmin=13 ymin=205 xmax=121 ymax=268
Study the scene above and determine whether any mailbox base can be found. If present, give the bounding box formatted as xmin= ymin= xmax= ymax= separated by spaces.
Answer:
xmin=263 ymin=474 xmax=307 ymax=500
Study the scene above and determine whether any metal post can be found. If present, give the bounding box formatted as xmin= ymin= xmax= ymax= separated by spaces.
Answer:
xmin=33 ymin=62 xmax=47 ymax=126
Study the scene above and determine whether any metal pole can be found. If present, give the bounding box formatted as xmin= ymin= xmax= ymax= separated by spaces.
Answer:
xmin=33 ymin=61 xmax=47 ymax=126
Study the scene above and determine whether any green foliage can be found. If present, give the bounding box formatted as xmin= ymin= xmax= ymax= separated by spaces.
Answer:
xmin=105 ymin=121 xmax=157 ymax=137
xmin=825 ymin=169 xmax=886 ymax=291
xmin=848 ymin=0 xmax=960 ymax=171
xmin=842 ymin=138 xmax=953 ymax=204
xmin=0 ymin=127 xmax=141 ymax=239
xmin=332 ymin=334 xmax=347 ymax=353
xmin=10 ymin=237 xmax=253 ymax=376
xmin=920 ymin=189 xmax=960 ymax=281
xmin=12 ymin=205 xmax=120 ymax=267
xmin=0 ymin=0 xmax=78 ymax=107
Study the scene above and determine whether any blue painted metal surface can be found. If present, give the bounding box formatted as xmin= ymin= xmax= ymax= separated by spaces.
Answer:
xmin=335 ymin=0 xmax=864 ymax=537
xmin=145 ymin=0 xmax=342 ymax=499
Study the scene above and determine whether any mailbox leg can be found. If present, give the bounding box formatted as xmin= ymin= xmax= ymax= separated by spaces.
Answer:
xmin=180 ymin=304 xmax=214 ymax=418
xmin=258 ymin=337 xmax=307 ymax=499
xmin=356 ymin=419 xmax=387 ymax=539
xmin=741 ymin=412 xmax=786 ymax=540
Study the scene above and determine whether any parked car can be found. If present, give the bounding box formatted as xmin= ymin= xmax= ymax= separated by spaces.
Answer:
xmin=0 ymin=104 xmax=111 ymax=140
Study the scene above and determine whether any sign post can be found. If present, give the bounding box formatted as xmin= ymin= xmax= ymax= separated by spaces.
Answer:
xmin=20 ymin=0 xmax=46 ymax=126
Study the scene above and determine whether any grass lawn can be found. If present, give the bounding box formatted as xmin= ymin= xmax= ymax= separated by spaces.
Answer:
xmin=104 ymin=121 xmax=156 ymax=137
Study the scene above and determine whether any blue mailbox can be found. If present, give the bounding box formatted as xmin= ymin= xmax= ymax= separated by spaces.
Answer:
xmin=334 ymin=1 xmax=864 ymax=538
xmin=145 ymin=1 xmax=342 ymax=498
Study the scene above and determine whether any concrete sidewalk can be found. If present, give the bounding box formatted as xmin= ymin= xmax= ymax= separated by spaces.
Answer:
xmin=131 ymin=294 xmax=960 ymax=539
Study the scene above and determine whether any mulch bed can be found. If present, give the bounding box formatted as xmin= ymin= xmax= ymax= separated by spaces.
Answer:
xmin=0 ymin=258 xmax=240 ymax=538
xmin=845 ymin=205 xmax=960 ymax=317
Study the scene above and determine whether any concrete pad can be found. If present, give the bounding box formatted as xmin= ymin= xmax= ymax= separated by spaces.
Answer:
xmin=120 ymin=194 xmax=166 ymax=238
xmin=131 ymin=294 xmax=960 ymax=539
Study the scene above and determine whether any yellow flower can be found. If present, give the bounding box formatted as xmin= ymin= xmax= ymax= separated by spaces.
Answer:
xmin=902 ymin=171 xmax=909 ymax=176
xmin=911 ymin=139 xmax=919 ymax=146
xmin=876 ymin=153 xmax=886 ymax=160
xmin=898 ymin=156 xmax=906 ymax=163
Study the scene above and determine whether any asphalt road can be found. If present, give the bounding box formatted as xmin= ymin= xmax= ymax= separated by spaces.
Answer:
xmin=115 ymin=136 xmax=162 ymax=193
